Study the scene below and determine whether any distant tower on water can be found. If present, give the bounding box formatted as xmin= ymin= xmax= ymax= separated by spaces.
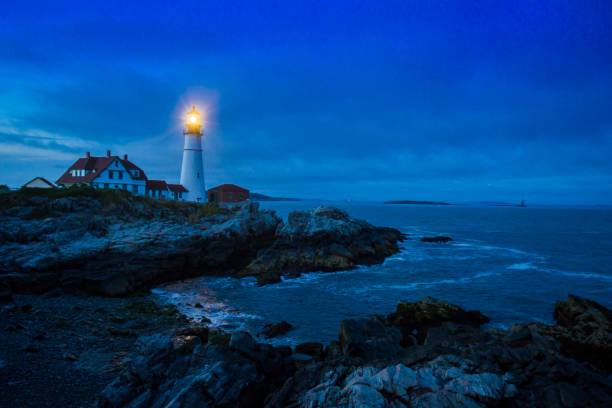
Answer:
xmin=180 ymin=106 xmax=206 ymax=202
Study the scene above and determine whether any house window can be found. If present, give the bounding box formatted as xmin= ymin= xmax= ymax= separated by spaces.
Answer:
xmin=133 ymin=170 xmax=139 ymax=177
xmin=174 ymin=192 xmax=178 ymax=200
xmin=197 ymin=172 xmax=200 ymax=178
xmin=115 ymin=185 xmax=119 ymax=189
xmin=179 ymin=192 xmax=182 ymax=198
xmin=104 ymin=183 xmax=109 ymax=188
xmin=109 ymin=171 xmax=114 ymax=179
xmin=132 ymin=185 xmax=138 ymax=193
xmin=118 ymin=171 xmax=123 ymax=180
xmin=115 ymin=161 xmax=119 ymax=167
xmin=123 ymin=184 xmax=127 ymax=190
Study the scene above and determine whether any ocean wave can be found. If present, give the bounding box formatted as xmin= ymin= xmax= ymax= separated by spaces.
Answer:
xmin=506 ymin=263 xmax=612 ymax=281
xmin=383 ymin=271 xmax=499 ymax=290
xmin=507 ymin=262 xmax=534 ymax=270
xmin=469 ymin=244 xmax=529 ymax=256
xmin=552 ymin=270 xmax=612 ymax=281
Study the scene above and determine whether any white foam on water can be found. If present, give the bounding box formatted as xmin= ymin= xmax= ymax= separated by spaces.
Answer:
xmin=372 ymin=271 xmax=500 ymax=291
xmin=473 ymin=244 xmax=529 ymax=256
xmin=507 ymin=262 xmax=534 ymax=270
xmin=506 ymin=263 xmax=612 ymax=282
xmin=553 ymin=270 xmax=612 ymax=281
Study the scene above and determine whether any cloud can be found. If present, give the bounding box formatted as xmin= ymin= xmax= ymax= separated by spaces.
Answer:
xmin=1 ymin=1 xmax=611 ymax=203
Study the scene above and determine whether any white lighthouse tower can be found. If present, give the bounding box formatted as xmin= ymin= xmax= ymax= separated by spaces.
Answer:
xmin=180 ymin=106 xmax=206 ymax=202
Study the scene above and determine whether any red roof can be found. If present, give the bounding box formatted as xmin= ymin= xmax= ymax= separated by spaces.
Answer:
xmin=208 ymin=184 xmax=249 ymax=193
xmin=167 ymin=184 xmax=188 ymax=193
xmin=56 ymin=154 xmax=147 ymax=185
xmin=146 ymin=180 xmax=168 ymax=191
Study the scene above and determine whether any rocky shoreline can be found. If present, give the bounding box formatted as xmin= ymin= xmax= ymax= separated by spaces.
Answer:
xmin=1 ymin=189 xmax=611 ymax=407
xmin=93 ymin=294 xmax=611 ymax=407
xmin=0 ymin=188 xmax=404 ymax=297
xmin=3 ymin=292 xmax=610 ymax=408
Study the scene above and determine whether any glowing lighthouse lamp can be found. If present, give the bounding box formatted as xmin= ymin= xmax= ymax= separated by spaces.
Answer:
xmin=179 ymin=106 xmax=206 ymax=202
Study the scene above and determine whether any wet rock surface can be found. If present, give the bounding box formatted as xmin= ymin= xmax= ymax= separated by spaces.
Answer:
xmin=260 ymin=321 xmax=294 ymax=338
xmin=95 ymin=295 xmax=612 ymax=408
xmin=242 ymin=206 xmax=405 ymax=285
xmin=551 ymin=294 xmax=612 ymax=369
xmin=0 ymin=192 xmax=403 ymax=296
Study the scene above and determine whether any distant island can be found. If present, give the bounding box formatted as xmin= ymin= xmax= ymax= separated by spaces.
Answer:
xmin=250 ymin=192 xmax=302 ymax=201
xmin=384 ymin=200 xmax=451 ymax=205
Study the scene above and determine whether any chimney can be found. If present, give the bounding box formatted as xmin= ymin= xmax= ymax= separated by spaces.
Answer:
xmin=86 ymin=152 xmax=90 ymax=158
xmin=124 ymin=154 xmax=128 ymax=160
xmin=107 ymin=150 xmax=111 ymax=157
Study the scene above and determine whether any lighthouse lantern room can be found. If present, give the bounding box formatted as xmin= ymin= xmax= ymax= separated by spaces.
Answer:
xmin=180 ymin=106 xmax=206 ymax=202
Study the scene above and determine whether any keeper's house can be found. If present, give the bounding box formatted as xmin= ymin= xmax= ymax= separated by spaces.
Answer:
xmin=56 ymin=150 xmax=188 ymax=201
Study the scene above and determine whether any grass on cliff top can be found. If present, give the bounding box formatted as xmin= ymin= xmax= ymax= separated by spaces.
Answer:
xmin=0 ymin=185 xmax=228 ymax=219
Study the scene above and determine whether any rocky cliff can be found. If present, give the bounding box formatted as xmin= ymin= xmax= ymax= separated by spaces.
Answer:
xmin=0 ymin=188 xmax=404 ymax=297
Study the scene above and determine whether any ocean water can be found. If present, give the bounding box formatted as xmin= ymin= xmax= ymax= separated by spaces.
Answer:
xmin=153 ymin=202 xmax=612 ymax=346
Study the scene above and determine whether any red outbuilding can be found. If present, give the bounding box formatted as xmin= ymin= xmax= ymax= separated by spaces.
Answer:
xmin=207 ymin=184 xmax=249 ymax=203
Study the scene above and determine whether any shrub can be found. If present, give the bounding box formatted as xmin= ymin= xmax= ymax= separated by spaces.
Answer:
xmin=0 ymin=184 xmax=228 ymax=221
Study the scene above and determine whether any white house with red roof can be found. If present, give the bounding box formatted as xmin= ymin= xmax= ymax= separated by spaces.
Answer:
xmin=56 ymin=150 xmax=188 ymax=200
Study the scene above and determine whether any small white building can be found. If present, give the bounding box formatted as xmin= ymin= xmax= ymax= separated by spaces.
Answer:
xmin=56 ymin=150 xmax=188 ymax=201
xmin=23 ymin=177 xmax=56 ymax=189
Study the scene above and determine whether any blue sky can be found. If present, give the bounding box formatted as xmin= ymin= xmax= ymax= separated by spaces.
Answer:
xmin=1 ymin=1 xmax=611 ymax=204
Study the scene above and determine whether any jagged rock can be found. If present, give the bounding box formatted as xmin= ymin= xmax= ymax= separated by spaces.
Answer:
xmin=0 ymin=200 xmax=281 ymax=296
xmin=95 ymin=297 xmax=612 ymax=408
xmin=386 ymin=297 xmax=489 ymax=344
xmin=1 ymin=197 xmax=402 ymax=297
xmin=298 ymin=357 xmax=517 ymax=408
xmin=96 ymin=328 xmax=294 ymax=408
xmin=339 ymin=316 xmax=403 ymax=361
xmin=294 ymin=342 xmax=325 ymax=361
xmin=551 ymin=294 xmax=612 ymax=369
xmin=243 ymin=206 xmax=404 ymax=284
xmin=260 ymin=321 xmax=294 ymax=338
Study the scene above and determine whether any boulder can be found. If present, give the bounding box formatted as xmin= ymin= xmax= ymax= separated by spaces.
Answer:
xmin=339 ymin=317 xmax=403 ymax=361
xmin=298 ymin=357 xmax=518 ymax=408
xmin=295 ymin=342 xmax=325 ymax=361
xmin=552 ymin=294 xmax=612 ymax=369
xmin=243 ymin=206 xmax=404 ymax=282
xmin=96 ymin=327 xmax=295 ymax=408
xmin=386 ymin=297 xmax=489 ymax=343
xmin=260 ymin=321 xmax=294 ymax=338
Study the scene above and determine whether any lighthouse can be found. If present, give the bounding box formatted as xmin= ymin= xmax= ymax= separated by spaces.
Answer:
xmin=180 ymin=106 xmax=206 ymax=202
